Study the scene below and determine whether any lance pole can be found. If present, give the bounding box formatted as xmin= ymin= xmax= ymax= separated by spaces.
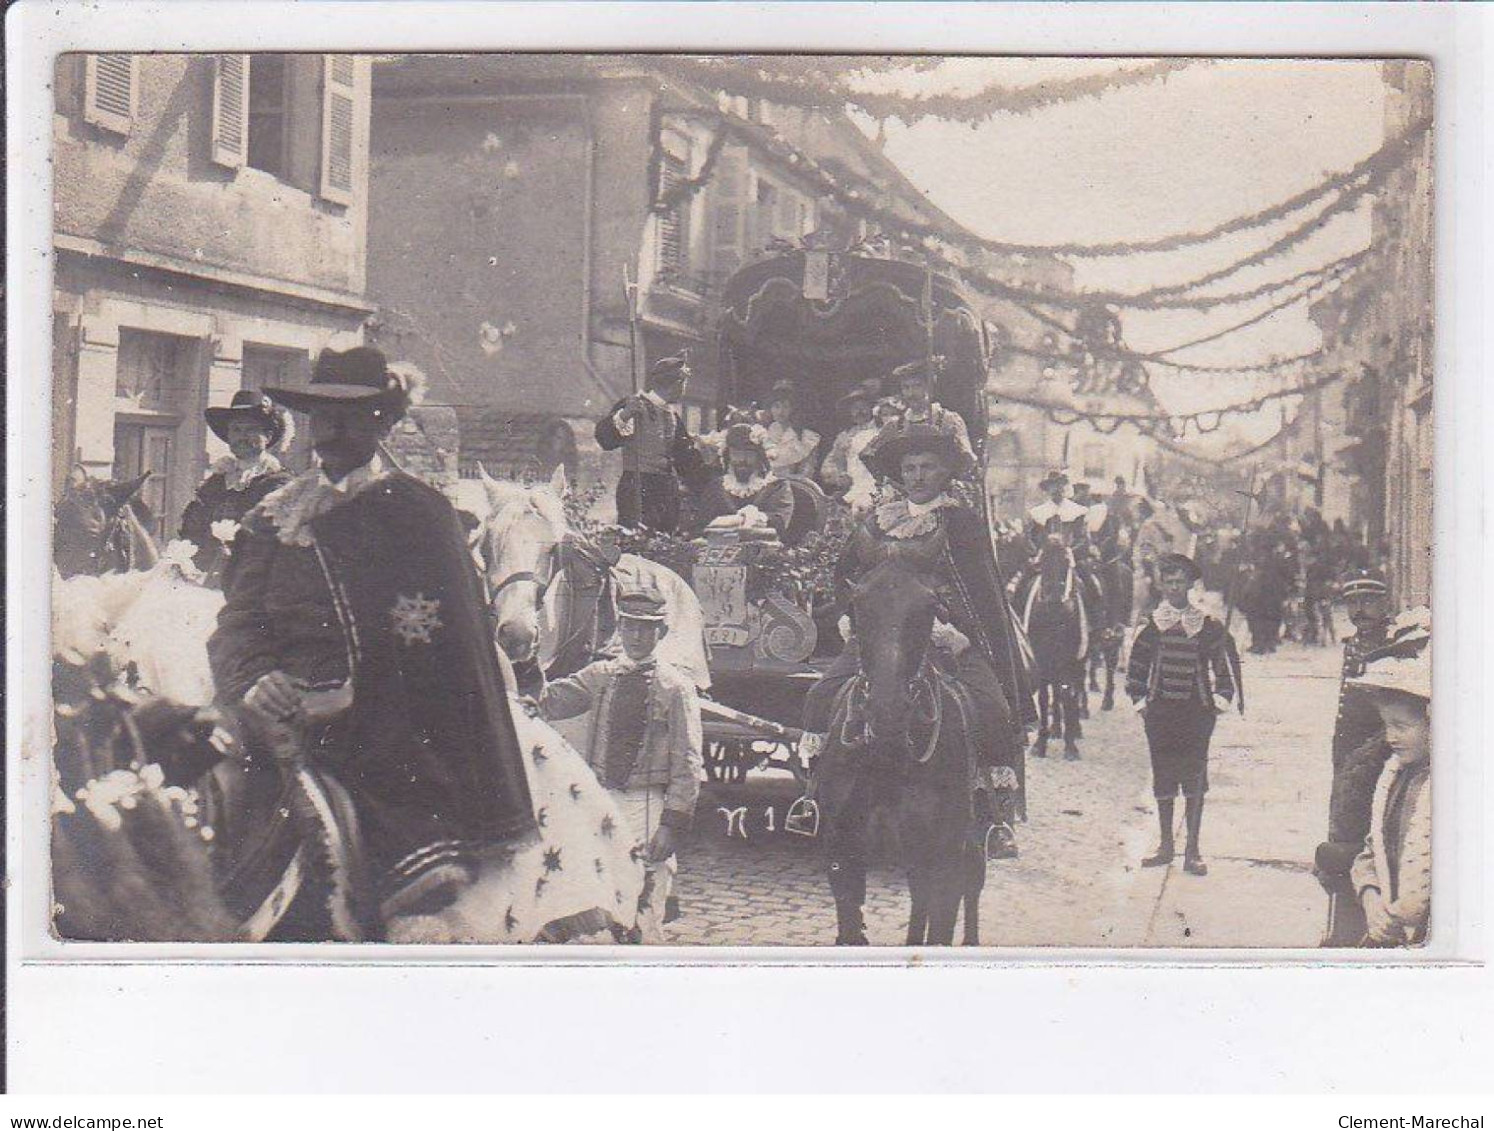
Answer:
xmin=623 ymin=260 xmax=645 ymax=525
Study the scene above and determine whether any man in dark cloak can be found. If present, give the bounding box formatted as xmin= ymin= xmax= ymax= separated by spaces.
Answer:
xmin=209 ymin=347 xmax=536 ymax=934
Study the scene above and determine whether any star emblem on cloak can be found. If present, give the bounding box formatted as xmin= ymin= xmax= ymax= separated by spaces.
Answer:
xmin=531 ymin=744 xmax=548 ymax=765
xmin=629 ymin=844 xmax=646 ymax=864
xmin=599 ymin=814 xmax=616 ymax=838
xmin=542 ymin=847 xmax=563 ymax=873
xmin=391 ymin=592 xmax=443 ymax=645
xmin=569 ymin=783 xmax=583 ymax=801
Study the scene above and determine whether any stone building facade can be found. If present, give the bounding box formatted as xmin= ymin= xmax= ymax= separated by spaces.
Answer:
xmin=365 ymin=55 xmax=1064 ymax=512
xmin=52 ymin=52 xmax=374 ymax=540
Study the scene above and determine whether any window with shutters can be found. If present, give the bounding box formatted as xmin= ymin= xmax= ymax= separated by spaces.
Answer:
xmin=83 ymin=53 xmax=137 ymax=135
xmin=211 ymin=54 xmax=249 ymax=169
xmin=247 ymin=55 xmax=289 ymax=176
xmin=656 ymin=148 xmax=690 ymax=278
xmin=319 ymin=54 xmax=357 ymax=205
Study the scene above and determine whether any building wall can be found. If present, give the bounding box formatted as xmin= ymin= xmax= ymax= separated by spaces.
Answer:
xmin=51 ymin=52 xmax=373 ymax=537
xmin=366 ymin=93 xmax=596 ymax=414
xmin=54 ymin=54 xmax=371 ymax=296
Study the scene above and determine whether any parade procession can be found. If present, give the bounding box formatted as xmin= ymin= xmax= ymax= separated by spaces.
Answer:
xmin=45 ymin=54 xmax=1434 ymax=950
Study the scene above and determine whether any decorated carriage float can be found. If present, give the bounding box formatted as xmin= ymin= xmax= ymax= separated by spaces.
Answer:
xmin=680 ymin=248 xmax=998 ymax=841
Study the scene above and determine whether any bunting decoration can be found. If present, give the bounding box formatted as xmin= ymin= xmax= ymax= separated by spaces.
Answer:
xmin=992 ymin=370 xmax=1345 ymax=438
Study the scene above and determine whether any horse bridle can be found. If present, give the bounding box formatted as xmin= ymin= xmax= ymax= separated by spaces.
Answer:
xmin=489 ymin=542 xmax=562 ymax=611
xmin=839 ymin=659 xmax=947 ymax=767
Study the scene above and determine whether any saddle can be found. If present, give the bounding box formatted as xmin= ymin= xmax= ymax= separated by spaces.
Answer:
xmin=204 ymin=685 xmax=367 ymax=941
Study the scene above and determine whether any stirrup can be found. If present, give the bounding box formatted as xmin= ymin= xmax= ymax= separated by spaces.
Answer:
xmin=784 ymin=796 xmax=820 ymax=838
xmin=985 ymin=823 xmax=1019 ymax=861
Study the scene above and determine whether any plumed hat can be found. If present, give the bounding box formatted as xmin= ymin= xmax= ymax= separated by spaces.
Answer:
xmin=860 ymin=422 xmax=974 ymax=483
xmin=204 ymin=390 xmax=289 ymax=450
xmin=266 ymin=347 xmax=415 ymax=415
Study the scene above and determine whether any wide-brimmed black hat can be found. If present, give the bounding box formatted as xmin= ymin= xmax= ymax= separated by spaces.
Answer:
xmin=205 ymin=390 xmax=288 ymax=449
xmin=265 ymin=347 xmax=409 ymax=414
xmin=1038 ymin=469 xmax=1070 ymax=492
xmin=861 ymin=422 xmax=974 ymax=482
xmin=1157 ymin=552 xmax=1202 ymax=583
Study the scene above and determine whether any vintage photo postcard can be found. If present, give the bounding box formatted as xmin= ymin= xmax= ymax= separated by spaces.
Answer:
xmin=44 ymin=53 xmax=1434 ymax=950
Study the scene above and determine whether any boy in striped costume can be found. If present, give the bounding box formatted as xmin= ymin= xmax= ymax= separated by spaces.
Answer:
xmin=1126 ymin=553 xmax=1244 ymax=876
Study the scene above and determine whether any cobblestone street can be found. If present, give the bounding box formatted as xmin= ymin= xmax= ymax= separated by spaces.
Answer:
xmin=671 ymin=635 xmax=1342 ymax=948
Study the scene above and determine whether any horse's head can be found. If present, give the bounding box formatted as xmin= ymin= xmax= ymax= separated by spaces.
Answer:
xmin=54 ymin=468 xmax=155 ymax=577
xmin=1036 ymin=538 xmax=1075 ymax=603
xmin=850 ymin=559 xmax=941 ymax=751
xmin=475 ymin=464 xmax=570 ymax=661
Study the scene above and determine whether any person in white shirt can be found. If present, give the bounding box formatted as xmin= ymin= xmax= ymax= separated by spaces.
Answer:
xmin=1346 ymin=647 xmax=1431 ymax=947
xmin=761 ymin=378 xmax=822 ymax=477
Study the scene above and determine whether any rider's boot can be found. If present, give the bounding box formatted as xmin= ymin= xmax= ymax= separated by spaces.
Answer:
xmin=1032 ymin=729 xmax=1049 ymax=758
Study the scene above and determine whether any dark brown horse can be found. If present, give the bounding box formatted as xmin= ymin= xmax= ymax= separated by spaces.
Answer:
xmin=1087 ymin=536 xmax=1135 ymax=712
xmin=54 ymin=468 xmax=160 ymax=578
xmin=1021 ymin=539 xmax=1087 ymax=759
xmin=817 ymin=559 xmax=987 ymax=946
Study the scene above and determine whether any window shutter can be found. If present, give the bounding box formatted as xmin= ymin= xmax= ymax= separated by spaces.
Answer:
xmin=210 ymin=54 xmax=249 ymax=169
xmin=319 ymin=54 xmax=357 ymax=205
xmin=708 ymin=146 xmax=747 ymax=280
xmin=83 ymin=53 xmax=137 ymax=135
xmin=656 ymin=150 xmax=688 ymax=274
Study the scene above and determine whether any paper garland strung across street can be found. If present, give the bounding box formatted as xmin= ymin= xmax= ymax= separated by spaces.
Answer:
xmin=992 ymin=369 xmax=1345 ymax=438
xmin=648 ymin=105 xmax=1409 ymax=320
xmin=648 ymin=77 xmax=1427 ymax=290
xmin=654 ymin=57 xmax=1199 ymax=131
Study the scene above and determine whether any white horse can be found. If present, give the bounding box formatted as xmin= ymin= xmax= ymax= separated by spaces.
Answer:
xmin=52 ymin=531 xmax=646 ymax=944
xmin=464 ymin=464 xmax=711 ymax=690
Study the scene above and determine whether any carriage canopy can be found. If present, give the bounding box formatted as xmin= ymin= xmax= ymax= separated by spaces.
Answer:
xmin=717 ymin=252 xmax=989 ymax=457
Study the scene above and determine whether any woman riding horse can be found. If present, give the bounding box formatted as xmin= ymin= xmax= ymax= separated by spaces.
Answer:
xmin=804 ymin=426 xmax=1032 ymax=899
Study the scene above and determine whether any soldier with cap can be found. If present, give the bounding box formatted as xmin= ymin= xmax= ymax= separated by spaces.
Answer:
xmin=209 ymin=346 xmax=537 ymax=934
xmin=1125 ymin=552 xmax=1243 ymax=877
xmin=595 ymin=355 xmax=710 ymax=533
xmin=536 ymin=580 xmax=704 ymax=942
xmin=1314 ymin=579 xmax=1420 ymax=945
xmin=178 ymin=391 xmax=293 ymax=584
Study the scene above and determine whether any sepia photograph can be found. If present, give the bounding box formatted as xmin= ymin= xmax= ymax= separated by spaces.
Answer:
xmin=43 ymin=50 xmax=1436 ymax=951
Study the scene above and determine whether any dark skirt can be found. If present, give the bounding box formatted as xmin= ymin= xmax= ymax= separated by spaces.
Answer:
xmin=1143 ymin=699 xmax=1216 ymax=799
